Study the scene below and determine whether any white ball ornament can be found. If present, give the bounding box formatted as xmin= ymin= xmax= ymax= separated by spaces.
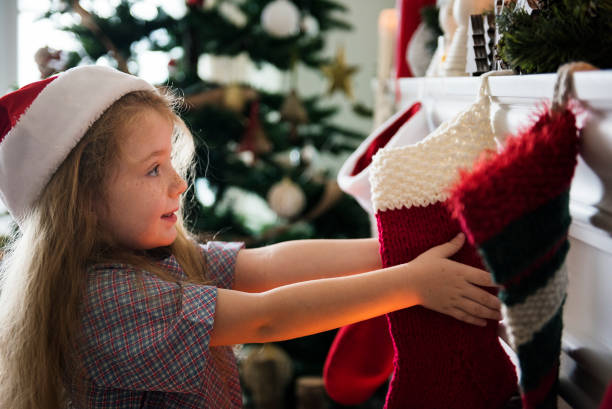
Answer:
xmin=301 ymin=14 xmax=319 ymax=37
xmin=261 ymin=0 xmax=301 ymax=38
xmin=267 ymin=177 xmax=306 ymax=219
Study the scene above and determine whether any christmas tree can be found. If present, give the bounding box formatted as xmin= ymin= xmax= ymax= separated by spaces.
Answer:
xmin=42 ymin=0 xmax=370 ymax=247
xmin=41 ymin=0 xmax=372 ymax=407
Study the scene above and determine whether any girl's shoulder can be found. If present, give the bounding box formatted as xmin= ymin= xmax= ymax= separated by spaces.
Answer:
xmin=85 ymin=241 xmax=244 ymax=284
xmin=197 ymin=240 xmax=244 ymax=264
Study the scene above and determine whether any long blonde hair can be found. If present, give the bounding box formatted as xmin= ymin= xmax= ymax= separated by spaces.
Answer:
xmin=0 ymin=90 xmax=209 ymax=409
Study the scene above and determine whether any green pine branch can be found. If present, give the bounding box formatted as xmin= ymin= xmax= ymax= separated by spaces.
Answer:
xmin=497 ymin=0 xmax=612 ymax=73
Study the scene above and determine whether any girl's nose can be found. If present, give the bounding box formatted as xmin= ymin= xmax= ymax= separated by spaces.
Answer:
xmin=170 ymin=170 xmax=187 ymax=197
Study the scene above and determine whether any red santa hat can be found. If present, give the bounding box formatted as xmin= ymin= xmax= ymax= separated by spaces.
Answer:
xmin=0 ymin=65 xmax=155 ymax=221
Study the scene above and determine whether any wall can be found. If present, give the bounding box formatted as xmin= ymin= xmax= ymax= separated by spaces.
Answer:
xmin=0 ymin=0 xmax=18 ymax=94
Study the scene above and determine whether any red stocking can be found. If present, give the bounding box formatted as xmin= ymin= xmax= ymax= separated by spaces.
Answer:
xmin=370 ymin=73 xmax=517 ymax=409
xmin=326 ymin=102 xmax=427 ymax=405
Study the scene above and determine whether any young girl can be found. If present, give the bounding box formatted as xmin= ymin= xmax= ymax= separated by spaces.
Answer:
xmin=0 ymin=65 xmax=502 ymax=409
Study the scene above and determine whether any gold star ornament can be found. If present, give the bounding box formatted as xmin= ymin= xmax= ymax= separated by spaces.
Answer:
xmin=321 ymin=46 xmax=358 ymax=100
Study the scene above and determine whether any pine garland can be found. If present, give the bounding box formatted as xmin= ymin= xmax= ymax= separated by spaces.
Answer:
xmin=497 ymin=0 xmax=612 ymax=73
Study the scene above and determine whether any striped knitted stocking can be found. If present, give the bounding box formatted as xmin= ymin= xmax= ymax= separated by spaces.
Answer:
xmin=370 ymin=73 xmax=517 ymax=409
xmin=449 ymin=105 xmax=580 ymax=409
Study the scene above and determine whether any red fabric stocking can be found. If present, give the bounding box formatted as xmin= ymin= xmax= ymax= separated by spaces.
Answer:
xmin=323 ymin=315 xmax=394 ymax=405
xmin=325 ymin=102 xmax=424 ymax=405
xmin=368 ymin=73 xmax=519 ymax=408
xmin=396 ymin=0 xmax=436 ymax=78
xmin=377 ymin=203 xmax=517 ymax=409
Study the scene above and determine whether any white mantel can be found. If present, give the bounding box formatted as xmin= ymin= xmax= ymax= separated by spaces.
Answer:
xmin=396 ymin=71 xmax=612 ymax=409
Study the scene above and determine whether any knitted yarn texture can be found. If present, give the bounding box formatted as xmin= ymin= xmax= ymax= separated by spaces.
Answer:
xmin=370 ymin=75 xmax=517 ymax=409
xmin=449 ymin=106 xmax=580 ymax=409
xmin=325 ymin=102 xmax=428 ymax=405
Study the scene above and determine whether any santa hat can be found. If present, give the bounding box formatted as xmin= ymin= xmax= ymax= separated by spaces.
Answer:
xmin=0 ymin=65 xmax=155 ymax=221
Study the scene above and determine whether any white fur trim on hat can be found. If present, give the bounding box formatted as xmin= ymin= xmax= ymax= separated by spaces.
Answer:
xmin=0 ymin=65 xmax=155 ymax=221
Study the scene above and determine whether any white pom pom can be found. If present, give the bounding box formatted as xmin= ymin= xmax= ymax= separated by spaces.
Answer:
xmin=261 ymin=0 xmax=300 ymax=38
xmin=267 ymin=177 xmax=306 ymax=218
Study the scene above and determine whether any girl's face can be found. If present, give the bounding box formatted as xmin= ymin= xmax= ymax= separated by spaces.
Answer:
xmin=97 ymin=109 xmax=187 ymax=250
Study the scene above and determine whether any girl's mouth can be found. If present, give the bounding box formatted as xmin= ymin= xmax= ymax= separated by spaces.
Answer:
xmin=162 ymin=212 xmax=177 ymax=222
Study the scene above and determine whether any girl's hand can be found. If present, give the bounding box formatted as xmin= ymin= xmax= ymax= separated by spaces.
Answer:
xmin=409 ymin=233 xmax=502 ymax=326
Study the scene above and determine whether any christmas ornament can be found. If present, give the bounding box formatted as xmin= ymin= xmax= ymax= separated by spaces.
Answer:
xmin=238 ymin=100 xmax=272 ymax=156
xmin=280 ymin=89 xmax=308 ymax=140
xmin=261 ymin=0 xmax=301 ymax=38
xmin=300 ymin=143 xmax=317 ymax=167
xmin=369 ymin=71 xmax=517 ymax=409
xmin=218 ymin=2 xmax=247 ymax=28
xmin=440 ymin=0 xmax=490 ymax=76
xmin=241 ymin=343 xmax=293 ymax=409
xmin=271 ymin=149 xmax=298 ymax=169
xmin=34 ymin=46 xmax=67 ymax=78
xmin=426 ymin=0 xmax=457 ymax=77
xmin=395 ymin=0 xmax=437 ymax=77
xmin=223 ymin=83 xmax=248 ymax=112
xmin=321 ymin=47 xmax=358 ymax=99
xmin=186 ymin=0 xmax=205 ymax=7
xmin=449 ymin=62 xmax=596 ymax=409
xmin=167 ymin=58 xmax=178 ymax=77
xmin=301 ymin=14 xmax=319 ymax=37
xmin=407 ymin=22 xmax=436 ymax=77
xmin=280 ymin=89 xmax=308 ymax=125
xmin=267 ymin=177 xmax=306 ymax=219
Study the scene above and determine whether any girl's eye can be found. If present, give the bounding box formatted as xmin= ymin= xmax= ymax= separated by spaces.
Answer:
xmin=148 ymin=165 xmax=160 ymax=177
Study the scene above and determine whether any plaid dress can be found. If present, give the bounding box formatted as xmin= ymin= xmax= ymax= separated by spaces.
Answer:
xmin=68 ymin=241 xmax=244 ymax=408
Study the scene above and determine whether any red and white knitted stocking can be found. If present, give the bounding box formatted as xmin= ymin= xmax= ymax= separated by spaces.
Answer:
xmin=369 ymin=73 xmax=517 ymax=409
xmin=325 ymin=102 xmax=429 ymax=405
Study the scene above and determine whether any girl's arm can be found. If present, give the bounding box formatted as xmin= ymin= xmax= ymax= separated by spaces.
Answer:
xmin=233 ymin=238 xmax=381 ymax=292
xmin=209 ymin=234 xmax=502 ymax=346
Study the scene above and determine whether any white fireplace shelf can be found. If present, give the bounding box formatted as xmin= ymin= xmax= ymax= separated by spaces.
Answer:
xmin=396 ymin=71 xmax=612 ymax=409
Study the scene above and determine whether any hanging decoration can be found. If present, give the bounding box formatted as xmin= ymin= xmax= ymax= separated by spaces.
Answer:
xmin=223 ymin=83 xmax=250 ymax=112
xmin=300 ymin=143 xmax=317 ymax=168
xmin=241 ymin=343 xmax=293 ymax=409
xmin=167 ymin=58 xmax=178 ymax=77
xmin=34 ymin=46 xmax=69 ymax=78
xmin=261 ymin=0 xmax=301 ymax=38
xmin=186 ymin=0 xmax=205 ymax=7
xmin=280 ymin=90 xmax=308 ymax=124
xmin=280 ymin=89 xmax=308 ymax=140
xmin=267 ymin=177 xmax=306 ymax=219
xmin=182 ymin=85 xmax=257 ymax=111
xmin=448 ymin=62 xmax=596 ymax=409
xmin=238 ymin=99 xmax=272 ymax=156
xmin=395 ymin=0 xmax=437 ymax=78
xmin=321 ymin=47 xmax=358 ymax=99
xmin=301 ymin=14 xmax=320 ymax=37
